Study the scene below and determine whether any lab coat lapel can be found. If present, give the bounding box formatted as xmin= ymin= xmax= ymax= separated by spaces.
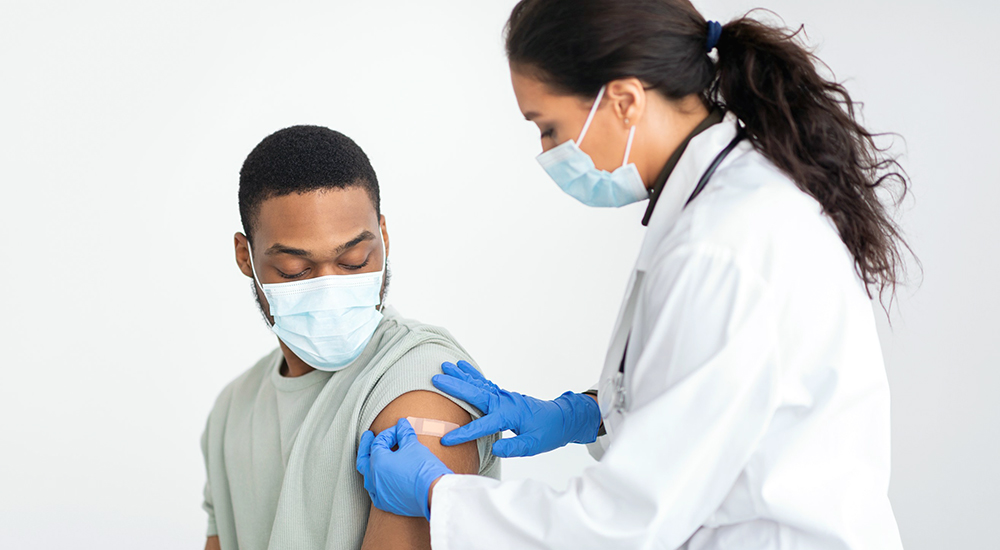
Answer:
xmin=597 ymin=115 xmax=742 ymax=437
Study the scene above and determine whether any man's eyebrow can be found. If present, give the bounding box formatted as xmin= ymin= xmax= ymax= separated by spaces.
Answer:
xmin=265 ymin=243 xmax=312 ymax=257
xmin=335 ymin=230 xmax=376 ymax=255
xmin=264 ymin=230 xmax=376 ymax=259
xmin=523 ymin=111 xmax=540 ymax=121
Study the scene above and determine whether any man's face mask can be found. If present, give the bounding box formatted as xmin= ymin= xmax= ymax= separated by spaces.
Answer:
xmin=247 ymin=234 xmax=386 ymax=371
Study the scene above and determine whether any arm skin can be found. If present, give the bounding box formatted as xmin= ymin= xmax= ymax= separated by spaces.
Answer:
xmin=204 ymin=536 xmax=220 ymax=550
xmin=360 ymin=390 xmax=480 ymax=550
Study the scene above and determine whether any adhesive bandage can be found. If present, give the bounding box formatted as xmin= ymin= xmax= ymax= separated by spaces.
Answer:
xmin=406 ymin=417 xmax=460 ymax=437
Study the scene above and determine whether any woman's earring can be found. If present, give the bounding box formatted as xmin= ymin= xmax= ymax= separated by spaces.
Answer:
xmin=624 ymin=117 xmax=630 ymax=125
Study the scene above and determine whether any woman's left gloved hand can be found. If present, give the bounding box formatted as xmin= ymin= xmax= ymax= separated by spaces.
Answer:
xmin=356 ymin=417 xmax=453 ymax=520
xmin=433 ymin=360 xmax=601 ymax=457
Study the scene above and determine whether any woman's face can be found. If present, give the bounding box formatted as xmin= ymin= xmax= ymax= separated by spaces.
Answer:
xmin=510 ymin=65 xmax=635 ymax=173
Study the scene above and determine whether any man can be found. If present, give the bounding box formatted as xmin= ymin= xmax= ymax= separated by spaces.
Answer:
xmin=201 ymin=125 xmax=499 ymax=550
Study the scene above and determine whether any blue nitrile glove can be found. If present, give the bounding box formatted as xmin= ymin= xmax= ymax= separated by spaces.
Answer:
xmin=356 ymin=417 xmax=453 ymax=520
xmin=432 ymin=360 xmax=601 ymax=458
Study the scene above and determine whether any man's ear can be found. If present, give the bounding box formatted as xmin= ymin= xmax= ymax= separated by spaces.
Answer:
xmin=379 ymin=215 xmax=390 ymax=260
xmin=234 ymin=232 xmax=254 ymax=278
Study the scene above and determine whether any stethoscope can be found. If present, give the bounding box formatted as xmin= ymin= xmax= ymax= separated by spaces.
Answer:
xmin=685 ymin=126 xmax=746 ymax=207
xmin=603 ymin=126 xmax=748 ymax=423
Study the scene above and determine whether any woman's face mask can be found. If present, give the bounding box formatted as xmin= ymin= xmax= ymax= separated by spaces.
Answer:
xmin=510 ymin=70 xmax=649 ymax=208
xmin=535 ymin=85 xmax=648 ymax=207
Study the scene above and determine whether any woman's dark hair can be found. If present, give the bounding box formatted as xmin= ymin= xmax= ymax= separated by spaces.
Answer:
xmin=505 ymin=0 xmax=912 ymax=303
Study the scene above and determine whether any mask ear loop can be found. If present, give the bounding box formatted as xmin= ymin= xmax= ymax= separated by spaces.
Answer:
xmin=576 ymin=85 xmax=606 ymax=147
xmin=245 ymin=241 xmax=275 ymax=328
xmin=376 ymin=231 xmax=387 ymax=312
xmin=622 ymin=124 xmax=636 ymax=167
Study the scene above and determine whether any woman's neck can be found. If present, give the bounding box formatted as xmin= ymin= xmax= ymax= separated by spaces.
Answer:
xmin=636 ymin=96 xmax=712 ymax=188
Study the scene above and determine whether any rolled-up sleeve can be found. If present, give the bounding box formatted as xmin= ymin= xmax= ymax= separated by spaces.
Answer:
xmin=430 ymin=245 xmax=781 ymax=549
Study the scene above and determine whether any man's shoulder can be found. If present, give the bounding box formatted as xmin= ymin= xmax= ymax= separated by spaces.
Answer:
xmin=382 ymin=308 xmax=458 ymax=341
xmin=376 ymin=309 xmax=473 ymax=372
xmin=363 ymin=308 xmax=489 ymax=411
xmin=362 ymin=309 xmax=501 ymax=477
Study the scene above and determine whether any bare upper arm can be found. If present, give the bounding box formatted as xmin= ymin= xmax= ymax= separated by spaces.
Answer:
xmin=369 ymin=389 xmax=479 ymax=474
xmin=359 ymin=390 xmax=480 ymax=550
xmin=204 ymin=536 xmax=220 ymax=550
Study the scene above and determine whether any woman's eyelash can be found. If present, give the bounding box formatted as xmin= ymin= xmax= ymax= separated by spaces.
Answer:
xmin=541 ymin=128 xmax=554 ymax=139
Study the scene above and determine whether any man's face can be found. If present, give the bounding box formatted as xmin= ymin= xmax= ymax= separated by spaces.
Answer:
xmin=234 ymin=186 xmax=389 ymax=323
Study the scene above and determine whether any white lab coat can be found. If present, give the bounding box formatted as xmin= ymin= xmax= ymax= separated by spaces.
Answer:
xmin=429 ymin=115 xmax=903 ymax=550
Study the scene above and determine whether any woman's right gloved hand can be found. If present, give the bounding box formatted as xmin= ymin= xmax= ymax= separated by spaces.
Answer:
xmin=432 ymin=360 xmax=601 ymax=458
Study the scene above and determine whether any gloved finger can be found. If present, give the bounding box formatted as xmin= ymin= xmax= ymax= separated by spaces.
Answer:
xmin=441 ymin=361 xmax=475 ymax=383
xmin=432 ymin=373 xmax=492 ymax=412
xmin=455 ymin=360 xmax=488 ymax=383
xmin=445 ymin=361 xmax=498 ymax=391
xmin=492 ymin=434 xmax=540 ymax=458
xmin=372 ymin=424 xmax=400 ymax=452
xmin=356 ymin=430 xmax=375 ymax=476
xmin=440 ymin=362 xmax=492 ymax=392
xmin=440 ymin=413 xmax=506 ymax=447
xmin=395 ymin=417 xmax=420 ymax=448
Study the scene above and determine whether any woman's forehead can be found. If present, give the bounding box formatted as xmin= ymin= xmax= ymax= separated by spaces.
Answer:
xmin=511 ymin=67 xmax=591 ymax=117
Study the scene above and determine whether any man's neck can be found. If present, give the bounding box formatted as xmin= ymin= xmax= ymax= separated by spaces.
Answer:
xmin=278 ymin=341 xmax=316 ymax=377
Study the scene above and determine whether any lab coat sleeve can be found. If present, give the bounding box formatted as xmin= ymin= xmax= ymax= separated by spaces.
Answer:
xmin=585 ymin=382 xmax=610 ymax=461
xmin=586 ymin=432 xmax=611 ymax=461
xmin=429 ymin=244 xmax=780 ymax=550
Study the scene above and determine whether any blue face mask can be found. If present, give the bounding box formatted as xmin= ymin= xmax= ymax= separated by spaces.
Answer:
xmin=536 ymin=85 xmax=649 ymax=208
xmin=247 ymin=235 xmax=386 ymax=372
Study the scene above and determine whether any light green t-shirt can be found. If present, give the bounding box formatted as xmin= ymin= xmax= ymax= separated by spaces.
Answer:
xmin=201 ymin=307 xmax=500 ymax=550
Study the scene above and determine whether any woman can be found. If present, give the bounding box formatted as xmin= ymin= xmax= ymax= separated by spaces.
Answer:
xmin=357 ymin=1 xmax=909 ymax=548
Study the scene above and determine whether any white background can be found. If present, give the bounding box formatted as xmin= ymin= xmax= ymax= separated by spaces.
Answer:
xmin=1 ymin=1 xmax=997 ymax=548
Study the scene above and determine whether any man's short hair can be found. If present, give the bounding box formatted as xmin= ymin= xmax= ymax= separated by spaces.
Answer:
xmin=239 ymin=125 xmax=380 ymax=243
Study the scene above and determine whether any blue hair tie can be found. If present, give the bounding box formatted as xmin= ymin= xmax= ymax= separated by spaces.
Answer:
xmin=705 ymin=20 xmax=722 ymax=52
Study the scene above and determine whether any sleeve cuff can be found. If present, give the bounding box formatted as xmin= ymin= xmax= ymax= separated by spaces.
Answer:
xmin=206 ymin=516 xmax=218 ymax=538
xmin=429 ymin=474 xmax=503 ymax=550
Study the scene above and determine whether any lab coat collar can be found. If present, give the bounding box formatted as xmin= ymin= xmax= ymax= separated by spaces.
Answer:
xmin=643 ymin=112 xmax=741 ymax=232
xmin=641 ymin=108 xmax=725 ymax=226
xmin=635 ymin=112 xmax=742 ymax=270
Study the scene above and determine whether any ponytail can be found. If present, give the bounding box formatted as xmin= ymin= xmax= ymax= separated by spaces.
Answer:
xmin=711 ymin=15 xmax=911 ymax=300
xmin=505 ymin=0 xmax=913 ymax=304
